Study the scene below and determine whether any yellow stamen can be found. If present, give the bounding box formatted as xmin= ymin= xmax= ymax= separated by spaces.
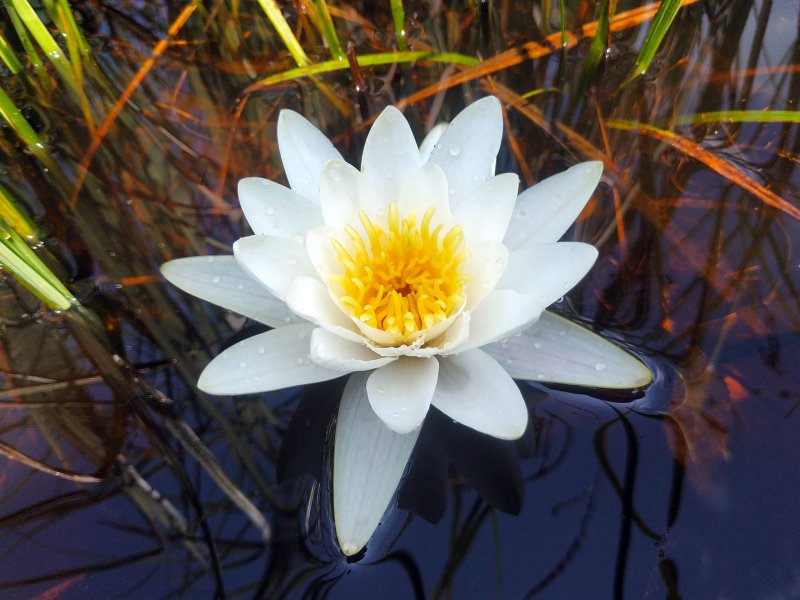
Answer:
xmin=330 ymin=203 xmax=467 ymax=345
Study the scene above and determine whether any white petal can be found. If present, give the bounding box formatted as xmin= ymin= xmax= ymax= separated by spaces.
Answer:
xmin=366 ymin=357 xmax=439 ymax=434
xmin=319 ymin=160 xmax=362 ymax=229
xmin=483 ymin=311 xmax=653 ymax=388
xmin=446 ymin=289 xmax=542 ymax=354
xmin=463 ymin=240 xmax=509 ymax=310
xmin=360 ymin=106 xmax=422 ymax=210
xmin=429 ymin=96 xmax=503 ymax=211
xmin=365 ymin=312 xmax=470 ymax=358
xmin=161 ymin=256 xmax=298 ymax=327
xmin=305 ymin=226 xmax=344 ymax=281
xmin=309 ymin=327 xmax=396 ymax=371
xmin=396 ymin=162 xmax=452 ymax=224
xmin=454 ymin=173 xmax=519 ymax=244
xmin=285 ymin=276 xmax=363 ymax=343
xmin=432 ymin=350 xmax=528 ymax=440
xmin=277 ymin=110 xmax=343 ymax=203
xmin=237 ymin=177 xmax=322 ymax=238
xmin=498 ymin=242 xmax=597 ymax=306
xmin=233 ymin=235 xmax=316 ymax=301
xmin=198 ymin=323 xmax=339 ymax=394
xmin=419 ymin=123 xmax=447 ymax=162
xmin=503 ymin=161 xmax=603 ymax=249
xmin=334 ymin=372 xmax=420 ymax=555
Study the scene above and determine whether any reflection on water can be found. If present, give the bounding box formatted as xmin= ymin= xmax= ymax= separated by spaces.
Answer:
xmin=1 ymin=0 xmax=799 ymax=597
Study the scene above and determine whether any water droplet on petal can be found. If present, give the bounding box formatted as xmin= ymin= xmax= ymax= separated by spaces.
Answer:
xmin=266 ymin=206 xmax=275 ymax=215
xmin=257 ymin=347 xmax=265 ymax=355
xmin=448 ymin=145 xmax=462 ymax=157
xmin=297 ymin=331 xmax=306 ymax=339
xmin=517 ymin=209 xmax=528 ymax=219
xmin=296 ymin=358 xmax=305 ymax=365
xmin=211 ymin=276 xmax=220 ymax=284
xmin=533 ymin=341 xmax=542 ymax=349
xmin=239 ymin=361 xmax=247 ymax=368
xmin=207 ymin=257 xmax=216 ymax=264
xmin=595 ymin=363 xmax=607 ymax=372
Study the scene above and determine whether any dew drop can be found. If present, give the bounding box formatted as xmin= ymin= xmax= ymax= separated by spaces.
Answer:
xmin=595 ymin=363 xmax=607 ymax=372
xmin=448 ymin=145 xmax=462 ymax=157
xmin=257 ymin=347 xmax=265 ymax=355
xmin=236 ymin=284 xmax=244 ymax=290
xmin=533 ymin=342 xmax=542 ymax=349
xmin=284 ymin=316 xmax=292 ymax=323
xmin=296 ymin=358 xmax=305 ymax=365
xmin=297 ymin=331 xmax=306 ymax=339
xmin=207 ymin=257 xmax=216 ymax=264
xmin=211 ymin=276 xmax=220 ymax=284
xmin=266 ymin=206 xmax=275 ymax=215
xmin=517 ymin=209 xmax=528 ymax=219
xmin=239 ymin=361 xmax=247 ymax=369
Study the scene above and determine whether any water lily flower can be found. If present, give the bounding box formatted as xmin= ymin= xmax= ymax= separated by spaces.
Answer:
xmin=161 ymin=96 xmax=651 ymax=556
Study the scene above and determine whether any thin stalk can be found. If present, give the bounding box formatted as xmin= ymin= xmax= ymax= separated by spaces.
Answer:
xmin=49 ymin=0 xmax=91 ymax=55
xmin=5 ymin=2 xmax=46 ymax=78
xmin=622 ymin=0 xmax=683 ymax=85
xmin=0 ymin=32 xmax=23 ymax=73
xmin=0 ymin=83 xmax=58 ymax=172
xmin=390 ymin=0 xmax=410 ymax=51
xmin=673 ymin=110 xmax=800 ymax=125
xmin=311 ymin=0 xmax=344 ymax=60
xmin=255 ymin=0 xmax=311 ymax=66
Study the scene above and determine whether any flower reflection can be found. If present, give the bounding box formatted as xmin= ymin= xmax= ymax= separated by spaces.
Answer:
xmin=161 ymin=96 xmax=651 ymax=555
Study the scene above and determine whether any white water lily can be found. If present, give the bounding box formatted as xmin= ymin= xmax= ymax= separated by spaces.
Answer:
xmin=161 ymin=96 xmax=651 ymax=556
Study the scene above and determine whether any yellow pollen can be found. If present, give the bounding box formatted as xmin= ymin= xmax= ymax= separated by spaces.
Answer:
xmin=330 ymin=203 xmax=467 ymax=345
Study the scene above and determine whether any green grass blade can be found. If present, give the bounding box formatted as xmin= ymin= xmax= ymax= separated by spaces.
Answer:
xmin=673 ymin=110 xmax=800 ymax=125
xmin=0 ymin=219 xmax=73 ymax=311
xmin=5 ymin=2 xmax=45 ymax=73
xmin=255 ymin=0 xmax=311 ymax=66
xmin=0 ymin=32 xmax=23 ymax=73
xmin=311 ymin=0 xmax=344 ymax=60
xmin=623 ymin=0 xmax=682 ymax=85
xmin=247 ymin=51 xmax=479 ymax=90
xmin=390 ymin=0 xmax=410 ymax=51
xmin=0 ymin=184 xmax=37 ymax=239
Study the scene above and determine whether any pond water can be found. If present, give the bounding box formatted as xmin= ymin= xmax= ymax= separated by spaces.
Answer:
xmin=1 ymin=0 xmax=799 ymax=598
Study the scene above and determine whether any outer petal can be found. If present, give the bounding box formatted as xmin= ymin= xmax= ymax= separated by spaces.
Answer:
xmin=498 ymin=242 xmax=598 ymax=306
xmin=454 ymin=173 xmax=519 ymax=244
xmin=161 ymin=256 xmax=297 ymax=327
xmin=432 ymin=350 xmax=528 ymax=440
xmin=277 ymin=110 xmax=343 ymax=203
xmin=305 ymin=226 xmax=343 ymax=281
xmin=366 ymin=357 xmax=439 ymax=434
xmin=360 ymin=106 xmax=422 ymax=210
xmin=483 ymin=311 xmax=653 ymax=389
xmin=503 ymin=161 xmax=603 ymax=249
xmin=334 ymin=372 xmax=420 ymax=555
xmin=419 ymin=123 xmax=447 ymax=162
xmin=319 ymin=160 xmax=362 ymax=229
xmin=463 ymin=240 xmax=509 ymax=311
xmin=309 ymin=327 xmax=396 ymax=371
xmin=197 ymin=323 xmax=339 ymax=394
xmin=429 ymin=96 xmax=503 ymax=211
xmin=285 ymin=276 xmax=363 ymax=343
xmin=233 ymin=235 xmax=316 ymax=301
xmin=397 ymin=162 xmax=452 ymax=224
xmin=445 ymin=289 xmax=542 ymax=354
xmin=237 ymin=177 xmax=323 ymax=239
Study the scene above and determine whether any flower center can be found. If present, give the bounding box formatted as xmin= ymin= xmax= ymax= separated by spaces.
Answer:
xmin=330 ymin=203 xmax=467 ymax=345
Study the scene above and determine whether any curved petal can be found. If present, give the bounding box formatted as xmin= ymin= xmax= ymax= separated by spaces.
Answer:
xmin=233 ymin=235 xmax=316 ymax=301
xmin=365 ymin=311 xmax=470 ymax=358
xmin=360 ymin=106 xmax=422 ymax=210
xmin=397 ymin=162 xmax=452 ymax=224
xmin=445 ymin=289 xmax=542 ymax=354
xmin=277 ymin=110 xmax=343 ymax=203
xmin=366 ymin=357 xmax=439 ymax=434
xmin=161 ymin=256 xmax=298 ymax=327
xmin=454 ymin=173 xmax=519 ymax=244
xmin=483 ymin=311 xmax=653 ymax=389
xmin=498 ymin=242 xmax=597 ymax=306
xmin=285 ymin=276 xmax=363 ymax=343
xmin=237 ymin=177 xmax=322 ymax=239
xmin=305 ymin=226 xmax=344 ymax=281
xmin=419 ymin=122 xmax=447 ymax=162
xmin=432 ymin=349 xmax=528 ymax=440
xmin=319 ymin=160 xmax=362 ymax=229
xmin=429 ymin=96 xmax=503 ymax=211
xmin=463 ymin=240 xmax=509 ymax=311
xmin=503 ymin=161 xmax=603 ymax=249
xmin=334 ymin=372 xmax=420 ymax=555
xmin=309 ymin=327 xmax=396 ymax=371
xmin=198 ymin=323 xmax=340 ymax=394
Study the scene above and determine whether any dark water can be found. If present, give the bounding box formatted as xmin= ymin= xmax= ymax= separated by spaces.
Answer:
xmin=1 ymin=0 xmax=799 ymax=598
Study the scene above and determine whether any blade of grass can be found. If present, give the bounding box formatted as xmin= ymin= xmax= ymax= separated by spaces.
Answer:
xmin=255 ymin=0 xmax=311 ymax=66
xmin=622 ymin=0 xmax=683 ymax=86
xmin=4 ymin=1 xmax=47 ymax=83
xmin=673 ymin=110 xmax=800 ymax=126
xmin=311 ymin=0 xmax=345 ymax=60
xmin=0 ymin=183 xmax=37 ymax=239
xmin=605 ymin=118 xmax=800 ymax=221
xmin=0 ymin=219 xmax=73 ymax=311
xmin=244 ymin=50 xmax=479 ymax=92
xmin=0 ymin=32 xmax=23 ymax=73
xmin=390 ymin=0 xmax=410 ymax=51
xmin=48 ymin=0 xmax=91 ymax=55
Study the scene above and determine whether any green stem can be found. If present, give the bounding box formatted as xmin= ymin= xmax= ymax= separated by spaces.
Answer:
xmin=0 ymin=32 xmax=23 ymax=73
xmin=311 ymin=0 xmax=344 ymax=60
xmin=390 ymin=0 xmax=410 ymax=51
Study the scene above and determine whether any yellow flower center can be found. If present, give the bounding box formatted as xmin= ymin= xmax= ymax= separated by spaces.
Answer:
xmin=330 ymin=203 xmax=467 ymax=346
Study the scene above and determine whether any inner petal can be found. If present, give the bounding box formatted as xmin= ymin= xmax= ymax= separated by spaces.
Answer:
xmin=328 ymin=203 xmax=468 ymax=347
